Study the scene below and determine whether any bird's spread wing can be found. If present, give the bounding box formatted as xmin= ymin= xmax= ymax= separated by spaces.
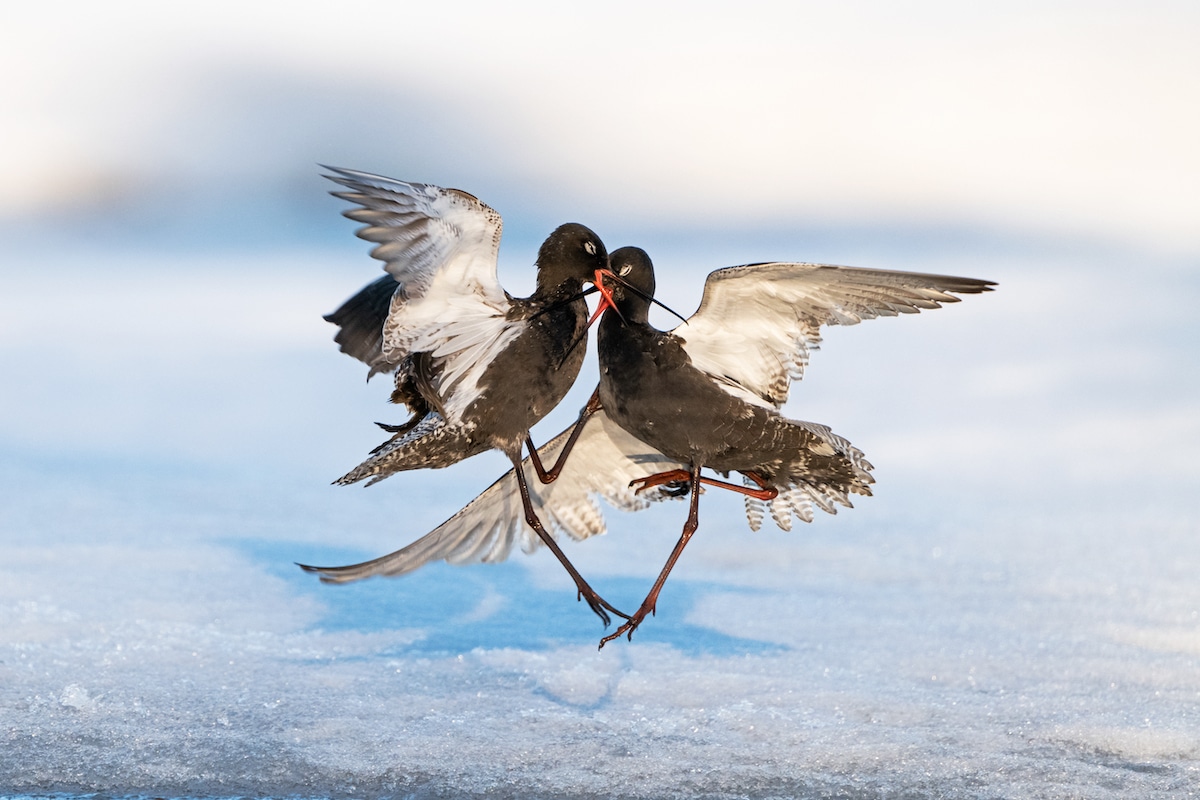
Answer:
xmin=323 ymin=274 xmax=401 ymax=378
xmin=673 ymin=263 xmax=995 ymax=407
xmin=301 ymin=409 xmax=685 ymax=582
xmin=323 ymin=167 xmax=523 ymax=421
xmin=324 ymin=166 xmax=505 ymax=303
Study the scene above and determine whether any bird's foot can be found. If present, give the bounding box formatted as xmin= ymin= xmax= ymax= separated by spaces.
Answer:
xmin=370 ymin=417 xmax=422 ymax=452
xmin=598 ymin=602 xmax=655 ymax=648
xmin=576 ymin=587 xmax=631 ymax=628
xmin=630 ymin=469 xmax=694 ymax=495
xmin=659 ymin=480 xmax=691 ymax=497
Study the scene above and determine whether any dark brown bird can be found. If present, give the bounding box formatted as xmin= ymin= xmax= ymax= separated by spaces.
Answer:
xmin=594 ymin=246 xmax=995 ymax=645
xmin=299 ymin=168 xmax=622 ymax=624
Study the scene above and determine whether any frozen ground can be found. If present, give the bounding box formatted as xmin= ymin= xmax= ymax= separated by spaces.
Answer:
xmin=1 ymin=234 xmax=1198 ymax=799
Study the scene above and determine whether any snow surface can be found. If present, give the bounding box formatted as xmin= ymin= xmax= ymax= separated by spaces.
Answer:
xmin=1 ymin=238 xmax=1198 ymax=799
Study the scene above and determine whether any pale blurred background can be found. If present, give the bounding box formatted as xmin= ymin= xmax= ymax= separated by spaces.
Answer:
xmin=2 ymin=3 xmax=1198 ymax=798
xmin=5 ymin=2 xmax=1197 ymax=247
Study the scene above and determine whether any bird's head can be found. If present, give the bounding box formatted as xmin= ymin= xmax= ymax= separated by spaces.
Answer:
xmin=594 ymin=246 xmax=656 ymax=325
xmin=535 ymin=223 xmax=609 ymax=296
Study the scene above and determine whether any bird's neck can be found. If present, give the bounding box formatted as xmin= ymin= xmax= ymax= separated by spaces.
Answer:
xmin=534 ymin=271 xmax=583 ymax=300
xmin=599 ymin=305 xmax=652 ymax=341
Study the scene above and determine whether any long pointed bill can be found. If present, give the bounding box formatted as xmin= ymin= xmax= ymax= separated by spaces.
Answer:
xmin=587 ymin=268 xmax=618 ymax=326
xmin=593 ymin=268 xmax=688 ymax=325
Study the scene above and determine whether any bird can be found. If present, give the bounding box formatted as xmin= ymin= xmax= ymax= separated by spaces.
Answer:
xmin=302 ymin=246 xmax=993 ymax=647
xmin=592 ymin=246 xmax=995 ymax=645
xmin=299 ymin=167 xmax=623 ymax=624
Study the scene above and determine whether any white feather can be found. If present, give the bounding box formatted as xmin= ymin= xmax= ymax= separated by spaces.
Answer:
xmin=324 ymin=166 xmax=527 ymax=426
xmin=675 ymin=262 xmax=993 ymax=408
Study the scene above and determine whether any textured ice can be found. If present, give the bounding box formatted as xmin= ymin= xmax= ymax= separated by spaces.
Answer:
xmin=1 ymin=240 xmax=1198 ymax=799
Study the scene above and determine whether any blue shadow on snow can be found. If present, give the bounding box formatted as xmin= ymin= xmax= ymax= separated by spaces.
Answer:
xmin=240 ymin=539 xmax=785 ymax=657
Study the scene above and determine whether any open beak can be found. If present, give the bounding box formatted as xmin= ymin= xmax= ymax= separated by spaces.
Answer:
xmin=587 ymin=268 xmax=618 ymax=326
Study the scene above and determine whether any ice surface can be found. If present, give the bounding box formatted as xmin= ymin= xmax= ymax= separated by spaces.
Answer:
xmin=1 ymin=240 xmax=1198 ymax=799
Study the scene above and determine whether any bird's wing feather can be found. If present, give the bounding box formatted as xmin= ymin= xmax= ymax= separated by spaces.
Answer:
xmin=674 ymin=263 xmax=995 ymax=407
xmin=323 ymin=166 xmax=522 ymax=421
xmin=300 ymin=409 xmax=685 ymax=582
xmin=322 ymin=274 xmax=401 ymax=377
xmin=323 ymin=166 xmax=505 ymax=302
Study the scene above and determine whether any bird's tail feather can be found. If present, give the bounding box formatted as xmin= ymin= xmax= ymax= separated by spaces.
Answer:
xmin=744 ymin=422 xmax=875 ymax=531
xmin=333 ymin=414 xmax=483 ymax=486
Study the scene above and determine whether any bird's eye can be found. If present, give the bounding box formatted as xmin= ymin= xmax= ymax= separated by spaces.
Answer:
xmin=584 ymin=241 xmax=597 ymax=256
xmin=619 ymin=263 xmax=632 ymax=276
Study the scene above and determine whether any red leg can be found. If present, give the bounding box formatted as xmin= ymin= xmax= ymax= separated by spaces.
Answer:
xmin=526 ymin=387 xmax=602 ymax=484
xmin=740 ymin=470 xmax=769 ymax=489
xmin=631 ymin=468 xmax=779 ymax=501
xmin=510 ymin=453 xmax=629 ymax=626
xmin=600 ymin=463 xmax=704 ymax=648
xmin=628 ymin=468 xmax=693 ymax=492
xmin=736 ymin=470 xmax=779 ymax=499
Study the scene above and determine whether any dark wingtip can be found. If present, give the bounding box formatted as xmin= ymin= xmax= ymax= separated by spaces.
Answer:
xmin=297 ymin=563 xmax=347 ymax=585
xmin=955 ymin=277 xmax=998 ymax=293
xmin=960 ymin=279 xmax=997 ymax=293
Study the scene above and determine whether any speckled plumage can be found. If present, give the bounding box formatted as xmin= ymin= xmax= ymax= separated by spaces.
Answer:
xmin=335 ymin=275 xmax=596 ymax=484
xmin=300 ymin=409 xmax=685 ymax=583
xmin=316 ymin=168 xmax=608 ymax=482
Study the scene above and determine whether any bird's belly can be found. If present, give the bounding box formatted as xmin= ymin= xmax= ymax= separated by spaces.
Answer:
xmin=608 ymin=368 xmax=813 ymax=480
xmin=466 ymin=322 xmax=587 ymax=453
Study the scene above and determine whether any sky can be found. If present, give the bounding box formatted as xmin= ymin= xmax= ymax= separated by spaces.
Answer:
xmin=2 ymin=3 xmax=1199 ymax=798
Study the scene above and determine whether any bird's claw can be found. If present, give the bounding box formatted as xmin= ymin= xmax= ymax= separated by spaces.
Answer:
xmin=598 ymin=615 xmax=643 ymax=648
xmin=588 ymin=599 xmax=610 ymax=628
xmin=576 ymin=588 xmax=631 ymax=628
xmin=629 ymin=477 xmax=692 ymax=498
xmin=659 ymin=480 xmax=691 ymax=497
xmin=629 ymin=469 xmax=695 ymax=496
xmin=597 ymin=602 xmax=655 ymax=648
